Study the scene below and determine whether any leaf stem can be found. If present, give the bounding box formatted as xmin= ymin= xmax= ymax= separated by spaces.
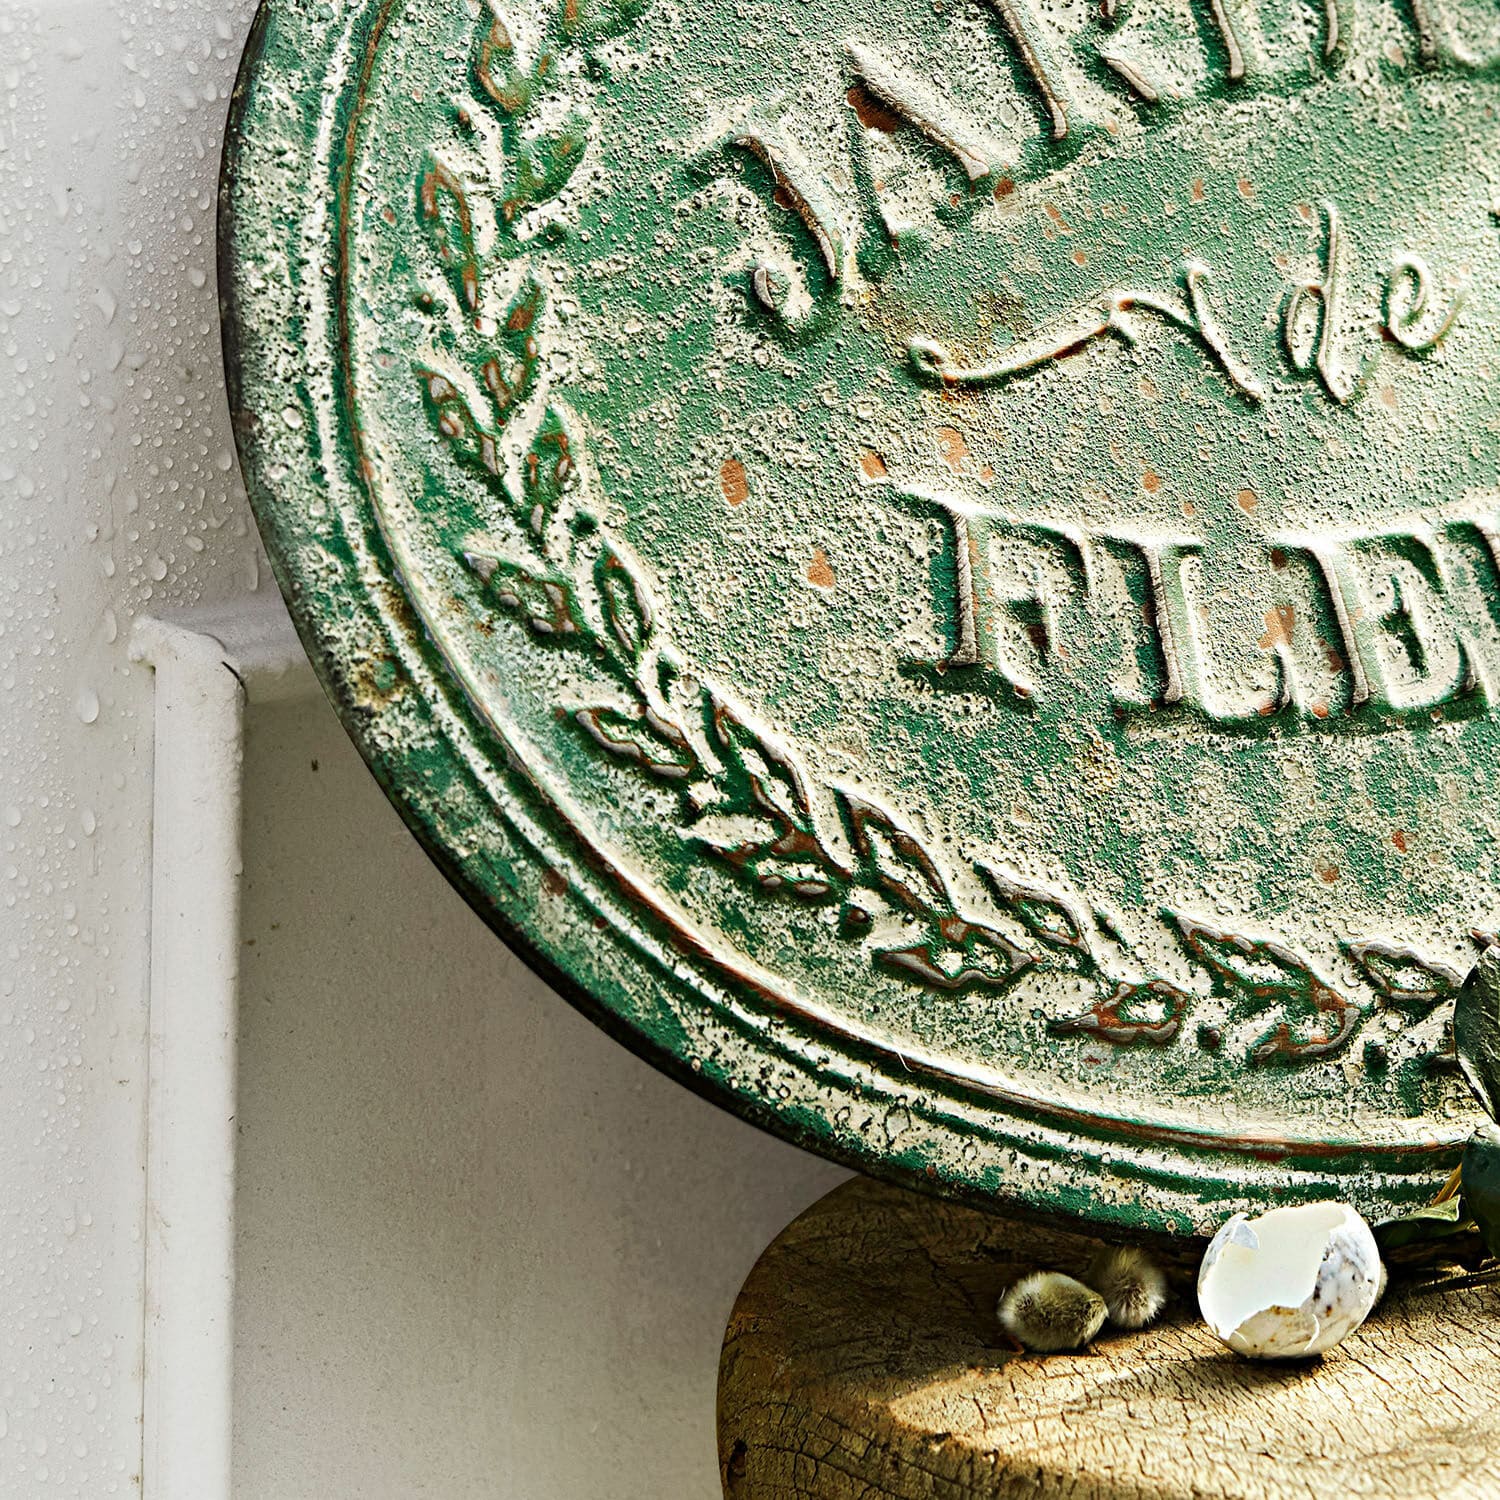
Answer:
xmin=1432 ymin=1162 xmax=1464 ymax=1205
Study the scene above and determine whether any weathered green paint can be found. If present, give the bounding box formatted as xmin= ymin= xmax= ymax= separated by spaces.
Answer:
xmin=223 ymin=0 xmax=1500 ymax=1233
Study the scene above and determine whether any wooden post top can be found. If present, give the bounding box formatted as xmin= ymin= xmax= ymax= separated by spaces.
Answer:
xmin=718 ymin=1177 xmax=1500 ymax=1499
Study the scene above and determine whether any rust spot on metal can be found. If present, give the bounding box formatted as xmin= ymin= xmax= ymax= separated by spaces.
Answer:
xmin=807 ymin=548 xmax=835 ymax=590
xmin=935 ymin=426 xmax=968 ymax=472
xmin=1142 ymin=468 xmax=1162 ymax=493
xmin=1259 ymin=604 xmax=1295 ymax=649
xmin=846 ymin=82 xmax=903 ymax=133
xmin=859 ymin=449 xmax=888 ymax=480
xmin=1236 ymin=486 xmax=1258 ymax=512
xmin=993 ymin=176 xmax=1016 ymax=200
xmin=720 ymin=458 xmax=749 ymax=507
xmin=542 ymin=867 xmax=568 ymax=897
xmin=1393 ymin=829 xmax=1409 ymax=851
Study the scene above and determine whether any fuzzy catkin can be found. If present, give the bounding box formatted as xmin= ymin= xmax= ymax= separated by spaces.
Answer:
xmin=998 ymin=1271 xmax=1107 ymax=1351
xmin=1085 ymin=1246 xmax=1168 ymax=1329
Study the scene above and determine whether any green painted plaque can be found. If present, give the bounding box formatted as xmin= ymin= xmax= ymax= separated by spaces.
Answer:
xmin=223 ymin=0 xmax=1500 ymax=1233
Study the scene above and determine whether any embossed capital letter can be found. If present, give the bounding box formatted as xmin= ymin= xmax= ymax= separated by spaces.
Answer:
xmin=979 ymin=0 xmax=1087 ymax=140
xmin=904 ymin=494 xmax=1087 ymax=699
xmin=1108 ymin=536 xmax=1204 ymax=708
xmin=1302 ymin=539 xmax=1373 ymax=709
xmin=1359 ymin=532 xmax=1476 ymax=712
xmin=1296 ymin=533 xmax=1475 ymax=715
xmin=915 ymin=490 xmax=991 ymax=671
xmin=1406 ymin=0 xmax=1488 ymax=66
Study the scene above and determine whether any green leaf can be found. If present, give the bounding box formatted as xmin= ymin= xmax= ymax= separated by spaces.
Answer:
xmin=1462 ymin=1123 xmax=1500 ymax=1259
xmin=871 ymin=920 xmax=1033 ymax=995
xmin=558 ymin=0 xmax=644 ymax=44
xmin=414 ymin=288 xmax=543 ymax=500
xmin=417 ymin=368 xmax=501 ymax=477
xmin=688 ymin=698 xmax=840 ymax=900
xmin=1373 ymin=1194 xmax=1468 ymax=1254
xmin=502 ymin=126 xmax=587 ymax=225
xmin=709 ymin=701 xmax=817 ymax=832
xmin=480 ymin=281 xmax=544 ymax=426
xmin=836 ymin=792 xmax=1032 ymax=991
xmin=522 ymin=408 xmax=577 ymax=537
xmin=574 ymin=705 xmax=695 ymax=781
xmin=464 ymin=549 xmax=585 ymax=639
xmin=595 ymin=547 xmax=654 ymax=668
xmin=1170 ymin=911 xmax=1361 ymax=1064
xmin=977 ymin=864 xmax=1090 ymax=972
xmin=1344 ymin=938 xmax=1462 ymax=1011
xmin=417 ymin=155 xmax=480 ymax=313
xmin=1453 ymin=948 xmax=1500 ymax=1119
xmin=1049 ymin=979 xmax=1190 ymax=1048
xmin=474 ymin=17 xmax=541 ymax=117
xmin=840 ymin=791 xmax=953 ymax=919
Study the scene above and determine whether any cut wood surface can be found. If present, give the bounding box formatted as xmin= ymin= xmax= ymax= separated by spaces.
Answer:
xmin=718 ymin=1177 xmax=1500 ymax=1500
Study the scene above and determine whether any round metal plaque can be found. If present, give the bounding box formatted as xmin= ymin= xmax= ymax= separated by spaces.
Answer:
xmin=224 ymin=0 xmax=1500 ymax=1232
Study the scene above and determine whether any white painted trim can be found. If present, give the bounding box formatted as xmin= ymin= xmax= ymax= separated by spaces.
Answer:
xmin=131 ymin=597 xmax=317 ymax=1500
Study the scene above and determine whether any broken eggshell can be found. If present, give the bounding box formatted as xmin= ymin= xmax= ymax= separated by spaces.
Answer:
xmin=1197 ymin=1202 xmax=1382 ymax=1359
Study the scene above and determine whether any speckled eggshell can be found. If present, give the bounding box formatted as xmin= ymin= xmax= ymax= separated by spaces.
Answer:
xmin=1197 ymin=1204 xmax=1383 ymax=1360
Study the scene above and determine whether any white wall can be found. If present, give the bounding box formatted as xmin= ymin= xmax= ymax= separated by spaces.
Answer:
xmin=234 ymin=697 xmax=843 ymax=1499
xmin=0 ymin=4 xmax=843 ymax=1496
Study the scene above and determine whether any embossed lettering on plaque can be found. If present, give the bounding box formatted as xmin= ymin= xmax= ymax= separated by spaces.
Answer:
xmin=226 ymin=0 xmax=1500 ymax=1231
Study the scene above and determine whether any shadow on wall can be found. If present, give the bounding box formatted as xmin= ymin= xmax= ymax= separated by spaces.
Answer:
xmin=233 ymin=695 xmax=846 ymax=1500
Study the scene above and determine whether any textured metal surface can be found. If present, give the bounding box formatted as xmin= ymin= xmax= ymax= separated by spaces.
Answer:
xmin=222 ymin=0 xmax=1500 ymax=1233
